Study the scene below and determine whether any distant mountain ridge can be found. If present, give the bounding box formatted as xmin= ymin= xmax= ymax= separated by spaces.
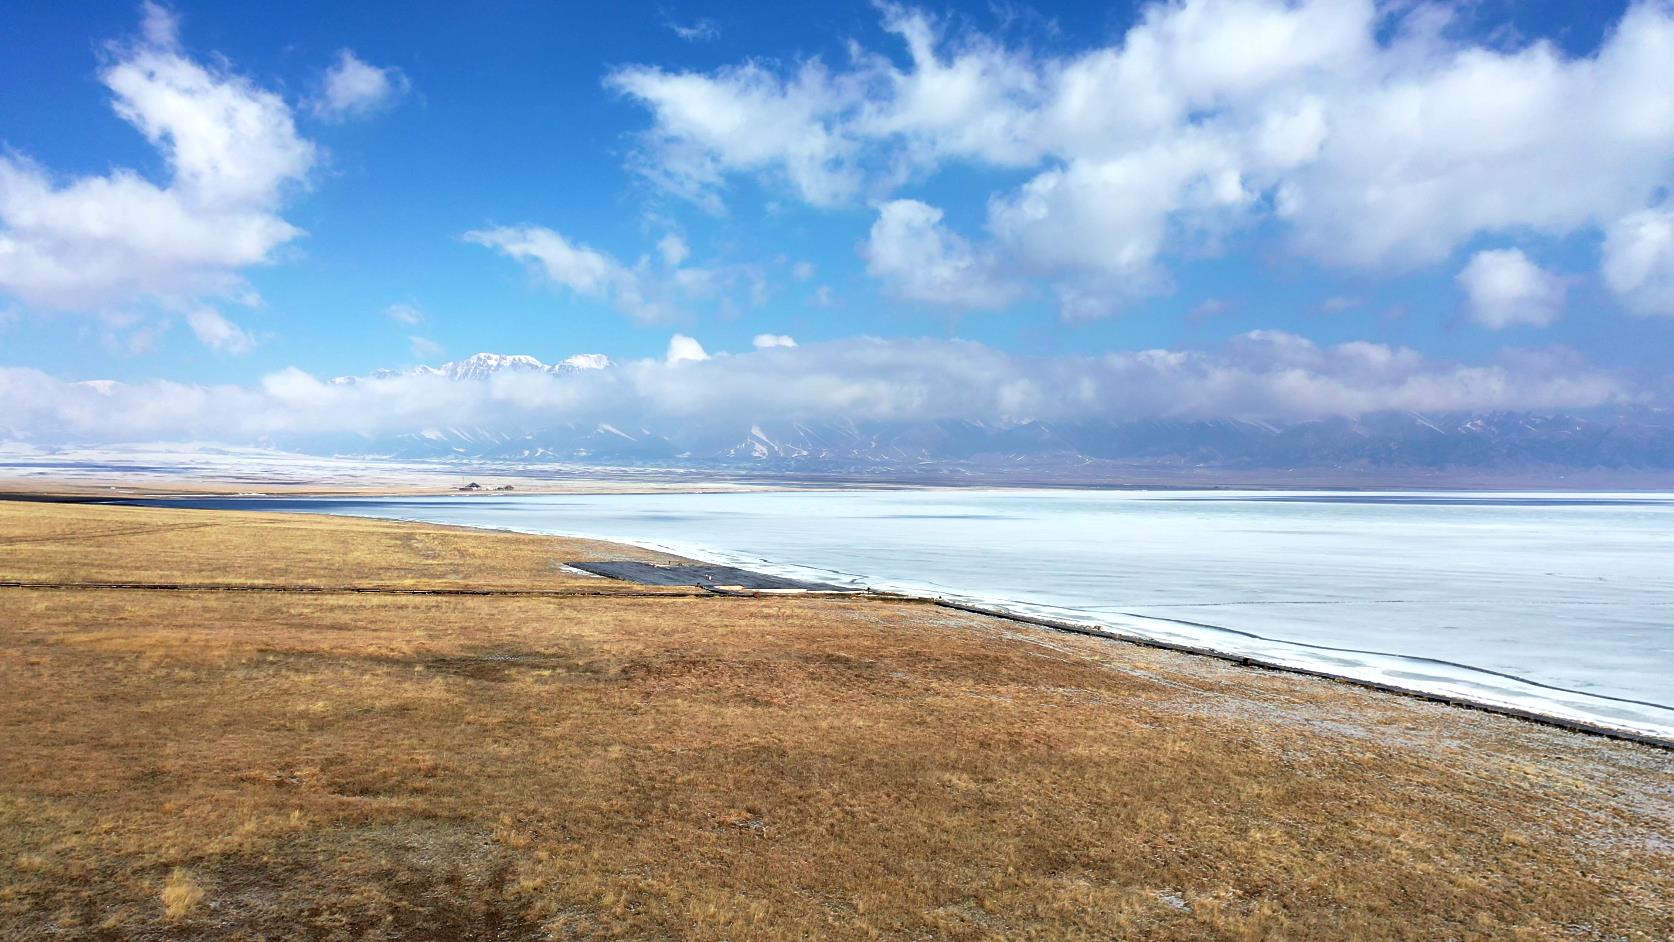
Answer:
xmin=307 ymin=352 xmax=1674 ymax=477
xmin=346 ymin=352 xmax=614 ymax=384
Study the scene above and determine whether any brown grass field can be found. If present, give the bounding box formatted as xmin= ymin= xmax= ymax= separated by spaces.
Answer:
xmin=0 ymin=500 xmax=1670 ymax=941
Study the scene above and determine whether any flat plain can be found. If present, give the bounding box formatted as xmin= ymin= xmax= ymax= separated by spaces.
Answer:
xmin=1 ymin=500 xmax=1671 ymax=940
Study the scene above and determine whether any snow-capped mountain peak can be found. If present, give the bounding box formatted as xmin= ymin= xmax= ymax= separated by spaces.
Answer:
xmin=336 ymin=352 xmax=614 ymax=386
xmin=561 ymin=353 xmax=612 ymax=371
xmin=441 ymin=353 xmax=549 ymax=380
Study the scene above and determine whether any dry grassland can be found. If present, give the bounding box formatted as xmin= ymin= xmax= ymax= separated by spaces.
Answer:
xmin=1 ymin=500 xmax=1670 ymax=941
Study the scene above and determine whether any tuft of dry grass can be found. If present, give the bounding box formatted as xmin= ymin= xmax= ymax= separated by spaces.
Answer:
xmin=160 ymin=868 xmax=202 ymax=921
xmin=0 ymin=500 xmax=1671 ymax=941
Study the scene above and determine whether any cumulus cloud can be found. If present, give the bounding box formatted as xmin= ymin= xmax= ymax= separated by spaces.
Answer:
xmin=665 ymin=334 xmax=709 ymax=363
xmin=863 ymin=200 xmax=1022 ymax=309
xmin=606 ymin=59 xmax=865 ymax=210
xmin=609 ymin=1 xmax=1674 ymax=317
xmin=0 ymin=334 xmax=1634 ymax=446
xmin=1456 ymin=249 xmax=1566 ymax=329
xmin=1602 ymin=207 xmax=1674 ymax=317
xmin=752 ymin=333 xmax=797 ymax=349
xmin=312 ymin=49 xmax=409 ymax=121
xmin=0 ymin=2 xmax=313 ymax=346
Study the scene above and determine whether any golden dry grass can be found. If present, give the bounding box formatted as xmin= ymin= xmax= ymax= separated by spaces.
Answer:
xmin=0 ymin=500 xmax=1670 ymax=941
xmin=0 ymin=498 xmax=686 ymax=590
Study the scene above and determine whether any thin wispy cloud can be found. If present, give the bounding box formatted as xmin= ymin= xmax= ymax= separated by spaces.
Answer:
xmin=1187 ymin=299 xmax=1230 ymax=326
xmin=466 ymin=225 xmax=766 ymax=324
xmin=409 ymin=335 xmax=443 ymax=359
xmin=665 ymin=17 xmax=719 ymax=42
xmin=186 ymin=308 xmax=258 ymax=354
xmin=386 ymin=303 xmax=424 ymax=325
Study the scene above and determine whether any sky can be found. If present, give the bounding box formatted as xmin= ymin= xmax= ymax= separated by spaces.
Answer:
xmin=2 ymin=0 xmax=1673 ymax=443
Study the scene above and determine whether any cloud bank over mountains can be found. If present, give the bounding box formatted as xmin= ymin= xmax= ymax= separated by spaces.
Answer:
xmin=611 ymin=0 xmax=1674 ymax=319
xmin=0 ymin=334 xmax=1635 ymax=446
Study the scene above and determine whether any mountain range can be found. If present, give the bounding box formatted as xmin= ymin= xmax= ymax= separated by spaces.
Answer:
xmin=308 ymin=353 xmax=1674 ymax=482
xmin=355 ymin=352 xmax=614 ymax=383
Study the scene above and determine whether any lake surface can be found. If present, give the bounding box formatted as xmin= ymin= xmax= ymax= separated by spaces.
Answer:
xmin=157 ymin=489 xmax=1674 ymax=740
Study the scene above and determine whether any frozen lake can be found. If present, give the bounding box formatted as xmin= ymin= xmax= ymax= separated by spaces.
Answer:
xmin=158 ymin=489 xmax=1674 ymax=740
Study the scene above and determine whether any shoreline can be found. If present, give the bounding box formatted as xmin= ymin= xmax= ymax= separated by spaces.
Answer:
xmin=36 ymin=490 xmax=1674 ymax=751
xmin=917 ymin=597 xmax=1674 ymax=751
xmin=6 ymin=444 xmax=1674 ymax=498
xmin=417 ymin=530 xmax=1674 ymax=752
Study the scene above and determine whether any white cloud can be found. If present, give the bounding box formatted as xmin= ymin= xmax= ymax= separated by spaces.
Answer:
xmin=666 ymin=334 xmax=709 ymax=363
xmin=606 ymin=60 xmax=865 ymax=209
xmin=753 ymin=333 xmax=797 ymax=349
xmin=1602 ymin=208 xmax=1674 ymax=317
xmin=611 ymin=1 xmax=1674 ymax=317
xmin=0 ymin=335 xmax=1634 ymax=446
xmin=863 ymin=200 xmax=1022 ymax=309
xmin=986 ymin=141 xmax=1246 ymax=317
xmin=1456 ymin=249 xmax=1565 ymax=329
xmin=312 ymin=50 xmax=409 ymax=121
xmin=386 ymin=303 xmax=424 ymax=325
xmin=791 ymin=260 xmax=816 ymax=281
xmin=185 ymin=307 xmax=257 ymax=353
xmin=0 ymin=3 xmax=313 ymax=338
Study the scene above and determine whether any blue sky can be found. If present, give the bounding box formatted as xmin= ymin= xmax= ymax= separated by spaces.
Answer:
xmin=2 ymin=1 xmax=1673 ymax=441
